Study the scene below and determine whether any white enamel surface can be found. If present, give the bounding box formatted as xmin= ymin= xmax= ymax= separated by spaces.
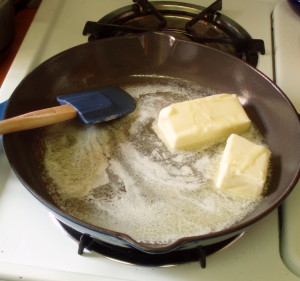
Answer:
xmin=273 ymin=0 xmax=300 ymax=277
xmin=1 ymin=0 xmax=299 ymax=280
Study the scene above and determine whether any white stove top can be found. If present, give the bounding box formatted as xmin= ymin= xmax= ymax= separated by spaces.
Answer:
xmin=0 ymin=0 xmax=299 ymax=280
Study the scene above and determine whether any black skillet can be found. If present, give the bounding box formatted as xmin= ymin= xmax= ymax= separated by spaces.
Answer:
xmin=1 ymin=32 xmax=300 ymax=254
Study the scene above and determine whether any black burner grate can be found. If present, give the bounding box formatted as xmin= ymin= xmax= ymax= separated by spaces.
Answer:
xmin=83 ymin=0 xmax=265 ymax=66
xmin=57 ymin=219 xmax=244 ymax=268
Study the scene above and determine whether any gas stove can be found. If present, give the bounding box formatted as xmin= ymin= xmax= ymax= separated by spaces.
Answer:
xmin=0 ymin=0 xmax=300 ymax=280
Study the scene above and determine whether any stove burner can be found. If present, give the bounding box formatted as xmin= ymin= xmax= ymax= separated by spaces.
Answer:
xmin=56 ymin=219 xmax=244 ymax=268
xmin=83 ymin=0 xmax=265 ymax=66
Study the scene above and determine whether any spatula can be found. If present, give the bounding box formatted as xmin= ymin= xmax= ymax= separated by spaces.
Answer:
xmin=0 ymin=86 xmax=136 ymax=135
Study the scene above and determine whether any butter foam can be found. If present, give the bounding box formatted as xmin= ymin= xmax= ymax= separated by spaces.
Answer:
xmin=42 ymin=80 xmax=266 ymax=244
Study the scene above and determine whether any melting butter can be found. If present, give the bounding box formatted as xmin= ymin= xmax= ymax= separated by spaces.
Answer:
xmin=157 ymin=94 xmax=251 ymax=150
xmin=215 ymin=134 xmax=271 ymax=197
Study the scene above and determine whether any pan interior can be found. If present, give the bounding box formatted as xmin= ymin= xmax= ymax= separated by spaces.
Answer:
xmin=40 ymin=77 xmax=269 ymax=245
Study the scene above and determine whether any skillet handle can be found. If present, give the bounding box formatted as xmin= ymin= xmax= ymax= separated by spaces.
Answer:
xmin=0 ymin=104 xmax=77 ymax=135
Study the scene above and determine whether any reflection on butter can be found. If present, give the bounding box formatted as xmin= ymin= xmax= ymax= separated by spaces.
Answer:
xmin=215 ymin=134 xmax=271 ymax=197
xmin=157 ymin=94 xmax=251 ymax=150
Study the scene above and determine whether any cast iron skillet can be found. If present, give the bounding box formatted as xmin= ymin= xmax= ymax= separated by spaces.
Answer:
xmin=2 ymin=32 xmax=300 ymax=254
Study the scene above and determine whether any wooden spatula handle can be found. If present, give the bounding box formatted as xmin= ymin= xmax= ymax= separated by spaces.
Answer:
xmin=0 ymin=104 xmax=77 ymax=135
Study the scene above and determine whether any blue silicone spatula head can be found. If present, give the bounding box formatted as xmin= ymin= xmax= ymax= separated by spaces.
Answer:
xmin=56 ymin=86 xmax=136 ymax=124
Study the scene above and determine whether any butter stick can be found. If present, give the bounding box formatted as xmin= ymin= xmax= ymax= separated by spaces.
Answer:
xmin=157 ymin=94 xmax=251 ymax=150
xmin=215 ymin=134 xmax=271 ymax=197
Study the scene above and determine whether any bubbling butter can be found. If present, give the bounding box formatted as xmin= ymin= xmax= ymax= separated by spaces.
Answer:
xmin=42 ymin=80 xmax=269 ymax=245
xmin=215 ymin=134 xmax=271 ymax=197
xmin=157 ymin=94 xmax=251 ymax=150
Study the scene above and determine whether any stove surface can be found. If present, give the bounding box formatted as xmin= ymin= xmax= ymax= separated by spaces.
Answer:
xmin=0 ymin=0 xmax=299 ymax=280
xmin=273 ymin=0 xmax=300 ymax=277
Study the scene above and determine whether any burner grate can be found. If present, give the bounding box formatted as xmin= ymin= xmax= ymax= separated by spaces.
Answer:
xmin=57 ymin=219 xmax=244 ymax=268
xmin=83 ymin=0 xmax=265 ymax=66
